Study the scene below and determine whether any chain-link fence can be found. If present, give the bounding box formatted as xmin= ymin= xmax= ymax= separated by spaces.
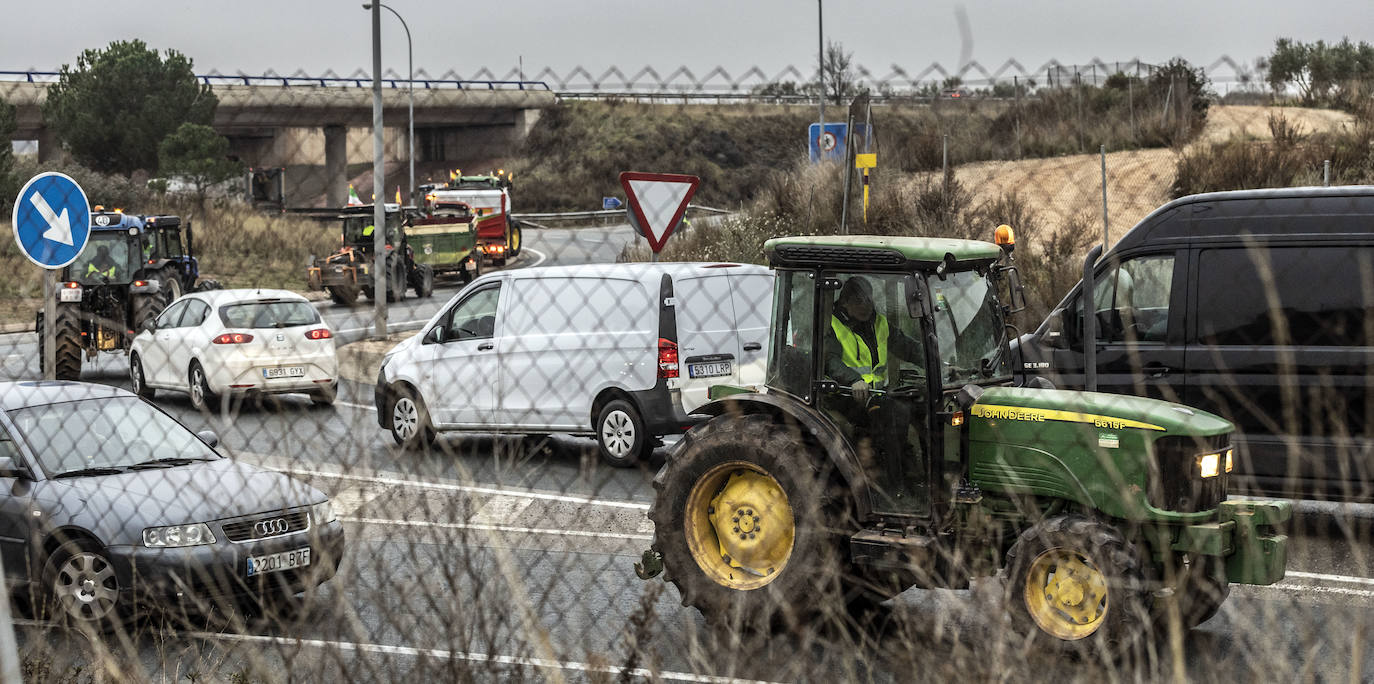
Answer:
xmin=1 ymin=54 xmax=1373 ymax=683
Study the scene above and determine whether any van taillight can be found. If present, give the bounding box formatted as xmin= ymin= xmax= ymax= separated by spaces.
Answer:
xmin=658 ymin=338 xmax=679 ymax=378
xmin=213 ymin=333 xmax=253 ymax=345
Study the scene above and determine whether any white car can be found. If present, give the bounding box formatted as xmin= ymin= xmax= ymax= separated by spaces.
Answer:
xmin=130 ymin=289 xmax=338 ymax=410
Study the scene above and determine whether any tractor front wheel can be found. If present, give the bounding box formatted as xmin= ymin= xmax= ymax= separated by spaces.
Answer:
xmin=39 ymin=306 xmax=83 ymax=381
xmin=328 ymin=285 xmax=359 ymax=307
xmin=649 ymin=414 xmax=855 ymax=632
xmin=1005 ymin=514 xmax=1150 ymax=660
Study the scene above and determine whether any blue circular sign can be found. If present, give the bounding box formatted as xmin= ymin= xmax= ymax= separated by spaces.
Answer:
xmin=11 ymin=172 xmax=91 ymax=270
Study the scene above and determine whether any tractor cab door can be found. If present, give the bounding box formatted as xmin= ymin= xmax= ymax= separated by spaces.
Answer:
xmin=815 ymin=271 xmax=934 ymax=518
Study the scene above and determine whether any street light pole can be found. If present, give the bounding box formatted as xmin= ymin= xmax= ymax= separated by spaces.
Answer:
xmin=368 ymin=1 xmax=387 ymax=338
xmin=367 ymin=2 xmax=414 ymax=206
xmin=817 ymin=0 xmax=825 ymax=132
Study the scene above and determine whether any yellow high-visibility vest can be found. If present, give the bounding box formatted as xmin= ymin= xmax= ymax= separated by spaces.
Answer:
xmin=831 ymin=314 xmax=889 ymax=385
xmin=87 ymin=263 xmax=116 ymax=278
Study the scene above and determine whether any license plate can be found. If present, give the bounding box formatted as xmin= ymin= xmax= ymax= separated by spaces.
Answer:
xmin=688 ymin=361 xmax=731 ymax=378
xmin=246 ymin=547 xmax=310 ymax=577
xmin=263 ymin=366 xmax=305 ymax=379
xmin=59 ymin=288 xmax=82 ymax=303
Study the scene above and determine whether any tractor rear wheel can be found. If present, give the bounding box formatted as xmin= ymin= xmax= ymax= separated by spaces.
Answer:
xmin=649 ymin=414 xmax=858 ymax=633
xmin=157 ymin=265 xmax=184 ymax=304
xmin=328 ymin=285 xmax=359 ymax=307
xmin=1005 ymin=514 xmax=1150 ymax=660
xmin=386 ymin=259 xmax=406 ymax=303
xmin=40 ymin=306 xmax=83 ymax=381
xmin=413 ymin=264 xmax=434 ymax=298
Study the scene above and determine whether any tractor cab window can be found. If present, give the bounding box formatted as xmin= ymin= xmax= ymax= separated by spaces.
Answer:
xmin=157 ymin=227 xmax=184 ymax=259
xmin=70 ymin=233 xmax=135 ymax=284
xmin=930 ymin=269 xmax=1011 ymax=388
xmin=766 ymin=270 xmax=816 ymax=400
xmin=817 ymin=272 xmax=931 ymax=516
xmin=342 ymin=213 xmax=403 ymax=247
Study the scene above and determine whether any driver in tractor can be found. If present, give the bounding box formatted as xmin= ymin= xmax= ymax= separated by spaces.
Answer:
xmin=824 ymin=276 xmax=926 ymax=496
xmin=87 ymin=245 xmax=119 ymax=280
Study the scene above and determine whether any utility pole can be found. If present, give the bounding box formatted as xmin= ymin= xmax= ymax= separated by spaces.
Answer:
xmin=817 ymin=0 xmax=825 ymax=133
xmin=370 ymin=1 xmax=388 ymax=338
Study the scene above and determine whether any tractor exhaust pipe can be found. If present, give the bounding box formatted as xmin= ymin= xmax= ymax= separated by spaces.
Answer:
xmin=1082 ymin=244 xmax=1103 ymax=392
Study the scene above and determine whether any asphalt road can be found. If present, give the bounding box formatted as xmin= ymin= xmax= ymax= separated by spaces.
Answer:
xmin=5 ymin=224 xmax=1374 ymax=681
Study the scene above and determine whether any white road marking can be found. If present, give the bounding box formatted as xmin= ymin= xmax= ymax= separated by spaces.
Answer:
xmin=1284 ymin=570 xmax=1374 ymax=586
xmin=1267 ymin=584 xmax=1374 ymax=599
xmin=470 ymin=494 xmax=533 ymax=525
xmin=283 ymin=467 xmax=651 ymax=511
xmin=521 ymin=246 xmax=548 ymax=268
xmin=337 ymin=400 xmax=376 ymax=412
xmin=343 ymin=516 xmax=651 ymax=541
xmin=328 ymin=483 xmax=393 ymax=517
xmin=184 ymin=633 xmax=782 ymax=684
xmin=1285 ymin=570 xmax=1374 ymax=586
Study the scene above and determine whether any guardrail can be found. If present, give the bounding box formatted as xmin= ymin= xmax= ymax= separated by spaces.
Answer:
xmin=514 ymin=204 xmax=732 ymax=223
xmin=0 ymin=70 xmax=551 ymax=91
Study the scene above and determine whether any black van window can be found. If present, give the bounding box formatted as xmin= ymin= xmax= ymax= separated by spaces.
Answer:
xmin=1090 ymin=255 xmax=1174 ymax=343
xmin=1196 ymin=247 xmax=1372 ymax=347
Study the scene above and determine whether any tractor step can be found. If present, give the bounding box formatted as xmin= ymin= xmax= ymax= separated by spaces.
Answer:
xmin=850 ymin=528 xmax=936 ymax=571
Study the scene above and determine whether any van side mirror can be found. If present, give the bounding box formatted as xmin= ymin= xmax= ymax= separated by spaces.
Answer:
xmin=0 ymin=456 xmax=27 ymax=479
xmin=196 ymin=430 xmax=219 ymax=448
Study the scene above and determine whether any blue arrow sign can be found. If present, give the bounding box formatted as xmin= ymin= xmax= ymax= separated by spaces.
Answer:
xmin=603 ymin=196 xmax=623 ymax=210
xmin=11 ymin=173 xmax=91 ymax=270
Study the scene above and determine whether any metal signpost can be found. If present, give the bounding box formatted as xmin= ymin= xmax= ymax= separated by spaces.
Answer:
xmin=619 ymin=172 xmax=700 ymax=262
xmin=370 ymin=1 xmax=388 ymax=339
xmin=11 ymin=172 xmax=92 ymax=381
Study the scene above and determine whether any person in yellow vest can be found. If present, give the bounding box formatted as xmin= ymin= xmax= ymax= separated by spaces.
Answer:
xmin=86 ymin=245 xmax=119 ymax=280
xmin=824 ymin=276 xmax=922 ymax=401
xmin=824 ymin=276 xmax=926 ymax=501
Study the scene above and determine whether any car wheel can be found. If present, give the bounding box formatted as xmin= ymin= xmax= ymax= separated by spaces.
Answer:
xmin=43 ymin=540 xmax=123 ymax=633
xmin=596 ymin=399 xmax=652 ymax=467
xmin=130 ymin=354 xmax=155 ymax=399
xmin=389 ymin=388 xmax=435 ymax=449
xmin=189 ymin=361 xmax=221 ymax=412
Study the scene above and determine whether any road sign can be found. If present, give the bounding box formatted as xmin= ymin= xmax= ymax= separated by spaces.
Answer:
xmin=603 ymin=196 xmax=622 ymax=210
xmin=855 ymin=153 xmax=877 ymax=169
xmin=11 ymin=172 xmax=91 ymax=270
xmin=809 ymin=123 xmax=874 ymax=163
xmin=619 ymin=172 xmax=700 ymax=254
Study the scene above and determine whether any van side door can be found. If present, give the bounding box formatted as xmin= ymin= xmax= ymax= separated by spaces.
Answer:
xmin=1184 ymin=245 xmax=1374 ymax=500
xmin=426 ymin=283 xmax=503 ymax=427
xmin=727 ymin=270 xmax=773 ymax=388
xmin=1052 ymin=251 xmax=1189 ymax=404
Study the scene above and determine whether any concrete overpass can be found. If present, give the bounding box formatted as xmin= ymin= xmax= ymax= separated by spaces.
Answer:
xmin=1 ymin=73 xmax=556 ymax=206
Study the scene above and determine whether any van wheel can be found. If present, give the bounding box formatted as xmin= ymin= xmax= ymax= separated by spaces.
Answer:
xmin=596 ymin=399 xmax=652 ymax=467
xmin=390 ymin=387 xmax=435 ymax=450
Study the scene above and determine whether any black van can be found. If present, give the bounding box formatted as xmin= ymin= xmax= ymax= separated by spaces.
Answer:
xmin=1017 ymin=186 xmax=1374 ymax=502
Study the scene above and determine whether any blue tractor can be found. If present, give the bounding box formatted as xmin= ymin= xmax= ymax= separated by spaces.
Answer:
xmin=36 ymin=210 xmax=220 ymax=379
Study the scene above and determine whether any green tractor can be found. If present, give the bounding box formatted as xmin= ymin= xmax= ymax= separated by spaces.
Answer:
xmin=643 ymin=233 xmax=1289 ymax=656
xmin=307 ymin=205 xmax=435 ymax=306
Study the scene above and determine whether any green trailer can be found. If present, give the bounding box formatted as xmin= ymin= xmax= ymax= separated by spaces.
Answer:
xmin=408 ymin=209 xmax=481 ymax=283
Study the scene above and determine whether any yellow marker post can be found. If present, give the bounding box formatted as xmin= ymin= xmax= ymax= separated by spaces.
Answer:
xmin=855 ymin=154 xmax=878 ymax=224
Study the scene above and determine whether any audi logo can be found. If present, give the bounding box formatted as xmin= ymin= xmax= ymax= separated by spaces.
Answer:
xmin=254 ymin=518 xmax=290 ymax=537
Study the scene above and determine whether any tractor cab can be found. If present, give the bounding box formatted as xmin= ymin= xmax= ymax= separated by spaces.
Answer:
xmin=765 ymin=235 xmax=1021 ymax=520
xmin=339 ymin=204 xmax=411 ymax=252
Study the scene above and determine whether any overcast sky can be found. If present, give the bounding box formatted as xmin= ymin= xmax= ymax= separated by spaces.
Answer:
xmin=2 ymin=1 xmax=1367 ymax=85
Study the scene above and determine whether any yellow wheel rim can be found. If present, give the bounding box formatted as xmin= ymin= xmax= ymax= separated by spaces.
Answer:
xmin=684 ymin=462 xmax=795 ymax=590
xmin=1023 ymin=548 xmax=1110 ymax=640
xmin=510 ymin=228 xmax=521 ymax=252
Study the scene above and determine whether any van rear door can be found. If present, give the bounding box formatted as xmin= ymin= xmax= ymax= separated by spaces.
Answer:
xmin=727 ymin=270 xmax=773 ymax=389
xmin=673 ymin=273 xmax=740 ymax=412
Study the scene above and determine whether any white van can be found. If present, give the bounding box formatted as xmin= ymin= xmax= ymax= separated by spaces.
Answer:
xmin=374 ymin=262 xmax=773 ymax=466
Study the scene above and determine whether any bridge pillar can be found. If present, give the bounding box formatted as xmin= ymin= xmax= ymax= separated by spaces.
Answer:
xmin=324 ymin=125 xmax=348 ymax=208
xmin=36 ymin=128 xmax=60 ymax=163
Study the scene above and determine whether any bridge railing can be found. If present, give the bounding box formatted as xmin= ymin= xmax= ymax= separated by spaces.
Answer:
xmin=0 ymin=70 xmax=551 ymax=91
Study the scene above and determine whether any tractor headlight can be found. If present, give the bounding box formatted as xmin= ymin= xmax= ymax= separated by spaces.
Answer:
xmin=143 ymin=522 xmax=216 ymax=548
xmin=1197 ymin=452 xmax=1222 ymax=478
xmin=1225 ymin=448 xmax=1234 ymax=473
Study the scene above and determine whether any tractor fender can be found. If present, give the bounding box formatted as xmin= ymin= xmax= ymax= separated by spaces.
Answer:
xmin=688 ymin=393 xmax=877 ymax=519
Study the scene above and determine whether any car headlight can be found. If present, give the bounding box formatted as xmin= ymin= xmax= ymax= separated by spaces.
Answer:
xmin=143 ymin=523 xmax=216 ymax=548
xmin=311 ymin=500 xmax=337 ymax=525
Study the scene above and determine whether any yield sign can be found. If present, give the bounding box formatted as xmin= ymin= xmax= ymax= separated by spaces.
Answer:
xmin=619 ymin=172 xmax=700 ymax=253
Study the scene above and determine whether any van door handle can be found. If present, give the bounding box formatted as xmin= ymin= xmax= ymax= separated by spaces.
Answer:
xmin=1144 ymin=363 xmax=1170 ymax=378
xmin=743 ymin=342 xmax=762 ymax=352
xmin=477 ymin=342 xmax=494 ymax=351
